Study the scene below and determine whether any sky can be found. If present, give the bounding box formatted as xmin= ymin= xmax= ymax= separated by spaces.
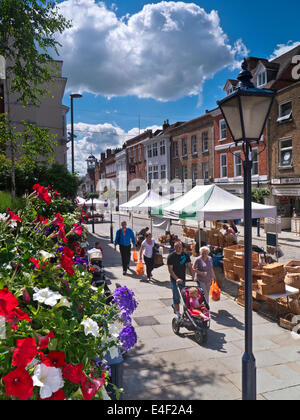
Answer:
xmin=54 ymin=0 xmax=300 ymax=175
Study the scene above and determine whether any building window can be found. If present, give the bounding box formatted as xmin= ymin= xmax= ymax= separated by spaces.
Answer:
xmin=251 ymin=148 xmax=258 ymax=176
xmin=174 ymin=167 xmax=179 ymax=179
xmin=138 ymin=146 xmax=141 ymax=162
xmin=160 ymin=140 xmax=166 ymax=155
xmin=182 ymin=138 xmax=187 ymax=156
xmin=277 ymin=101 xmax=292 ymax=122
xmin=279 ymin=138 xmax=293 ymax=167
xmin=153 ymin=142 xmax=158 ymax=157
xmin=173 ymin=142 xmax=179 ymax=158
xmin=202 ymin=162 xmax=209 ymax=181
xmin=219 ymin=120 xmax=227 ymax=140
xmin=191 ymin=135 xmax=197 ymax=155
xmin=160 ymin=164 xmax=166 ymax=180
xmin=202 ymin=131 xmax=209 ymax=152
xmin=192 ymin=164 xmax=197 ymax=183
xmin=234 ymin=151 xmax=242 ymax=177
xmin=257 ymin=70 xmax=267 ymax=87
xmin=147 ymin=145 xmax=152 ymax=158
xmin=220 ymin=154 xmax=227 ymax=178
xmin=153 ymin=165 xmax=159 ymax=179
xmin=183 ymin=165 xmax=188 ymax=180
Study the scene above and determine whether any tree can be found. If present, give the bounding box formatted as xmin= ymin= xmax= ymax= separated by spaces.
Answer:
xmin=251 ymin=187 xmax=270 ymax=204
xmin=0 ymin=0 xmax=71 ymax=200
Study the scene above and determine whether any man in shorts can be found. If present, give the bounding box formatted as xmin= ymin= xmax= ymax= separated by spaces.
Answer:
xmin=167 ymin=240 xmax=194 ymax=318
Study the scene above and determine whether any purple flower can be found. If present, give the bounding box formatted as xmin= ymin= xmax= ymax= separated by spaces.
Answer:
xmin=112 ymin=286 xmax=138 ymax=318
xmin=74 ymin=257 xmax=87 ymax=266
xmin=118 ymin=326 xmax=137 ymax=351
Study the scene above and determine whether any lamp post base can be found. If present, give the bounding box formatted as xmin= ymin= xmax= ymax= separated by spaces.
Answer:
xmin=242 ymin=352 xmax=256 ymax=400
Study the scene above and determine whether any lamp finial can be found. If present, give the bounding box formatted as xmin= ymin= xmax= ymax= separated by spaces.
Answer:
xmin=238 ymin=58 xmax=255 ymax=89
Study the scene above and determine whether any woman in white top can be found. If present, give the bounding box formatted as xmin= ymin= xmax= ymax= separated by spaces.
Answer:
xmin=139 ymin=232 xmax=155 ymax=280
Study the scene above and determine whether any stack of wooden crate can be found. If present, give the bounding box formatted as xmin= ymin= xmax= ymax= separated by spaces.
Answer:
xmin=256 ymin=263 xmax=286 ymax=296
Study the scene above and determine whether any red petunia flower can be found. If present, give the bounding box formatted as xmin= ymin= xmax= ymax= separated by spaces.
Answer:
xmin=61 ymin=247 xmax=75 ymax=277
xmin=3 ymin=368 xmax=34 ymax=400
xmin=37 ymin=331 xmax=55 ymax=350
xmin=62 ymin=363 xmax=84 ymax=384
xmin=72 ymin=223 xmax=83 ymax=236
xmin=12 ymin=337 xmax=37 ymax=369
xmin=0 ymin=288 xmax=19 ymax=317
xmin=6 ymin=307 xmax=32 ymax=331
xmin=29 ymin=257 xmax=48 ymax=270
xmin=33 ymin=184 xmax=52 ymax=205
xmin=7 ymin=209 xmax=22 ymax=222
xmin=43 ymin=351 xmax=66 ymax=368
xmin=80 ymin=372 xmax=105 ymax=400
xmin=39 ymin=389 xmax=66 ymax=400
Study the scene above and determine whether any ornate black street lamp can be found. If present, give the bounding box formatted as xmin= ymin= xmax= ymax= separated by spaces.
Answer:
xmin=217 ymin=59 xmax=275 ymax=400
xmin=86 ymin=155 xmax=98 ymax=234
xmin=70 ymin=93 xmax=82 ymax=174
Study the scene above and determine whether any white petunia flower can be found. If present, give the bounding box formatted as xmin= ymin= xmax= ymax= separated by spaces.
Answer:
xmin=32 ymin=363 xmax=64 ymax=400
xmin=39 ymin=250 xmax=55 ymax=262
xmin=33 ymin=287 xmax=62 ymax=307
xmin=0 ymin=213 xmax=8 ymax=222
xmin=109 ymin=346 xmax=119 ymax=360
xmin=108 ymin=324 xmax=120 ymax=339
xmin=81 ymin=318 xmax=100 ymax=338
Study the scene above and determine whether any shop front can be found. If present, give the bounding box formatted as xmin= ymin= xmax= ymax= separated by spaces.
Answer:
xmin=271 ymin=180 xmax=300 ymax=231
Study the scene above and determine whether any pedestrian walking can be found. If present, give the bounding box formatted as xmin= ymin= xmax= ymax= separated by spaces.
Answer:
xmin=114 ymin=221 xmax=136 ymax=275
xmin=167 ymin=240 xmax=194 ymax=318
xmin=139 ymin=232 xmax=155 ymax=281
xmin=193 ymin=246 xmax=216 ymax=303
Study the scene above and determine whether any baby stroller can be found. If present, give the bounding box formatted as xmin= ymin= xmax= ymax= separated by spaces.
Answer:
xmin=172 ymin=284 xmax=210 ymax=345
xmin=88 ymin=250 xmax=112 ymax=304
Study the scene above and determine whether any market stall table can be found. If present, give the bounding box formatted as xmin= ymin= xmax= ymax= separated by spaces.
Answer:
xmin=256 ymin=285 xmax=300 ymax=320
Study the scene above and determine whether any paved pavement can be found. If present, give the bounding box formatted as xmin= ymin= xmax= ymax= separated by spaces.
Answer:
xmin=87 ymin=220 xmax=300 ymax=401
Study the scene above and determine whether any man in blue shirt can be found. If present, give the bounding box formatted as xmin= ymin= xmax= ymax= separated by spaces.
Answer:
xmin=114 ymin=221 xmax=136 ymax=275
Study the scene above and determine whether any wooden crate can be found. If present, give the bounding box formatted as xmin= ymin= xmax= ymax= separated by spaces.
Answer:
xmin=284 ymin=273 xmax=300 ymax=289
xmin=263 ymin=263 xmax=285 ymax=275
xmin=223 ymin=244 xmax=244 ymax=259
xmin=257 ymin=280 xmax=286 ymax=296
xmin=267 ymin=298 xmax=289 ymax=315
xmin=224 ymin=269 xmax=239 ymax=282
xmin=260 ymin=272 xmax=285 ymax=284
xmin=233 ymin=264 xmax=244 ymax=278
xmin=284 ymin=260 xmax=300 ymax=274
xmin=280 ymin=313 xmax=300 ymax=331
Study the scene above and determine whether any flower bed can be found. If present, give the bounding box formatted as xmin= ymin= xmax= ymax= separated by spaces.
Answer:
xmin=0 ymin=185 xmax=138 ymax=400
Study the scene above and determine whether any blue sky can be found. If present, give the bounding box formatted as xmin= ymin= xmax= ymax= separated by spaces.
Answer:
xmin=55 ymin=0 xmax=300 ymax=174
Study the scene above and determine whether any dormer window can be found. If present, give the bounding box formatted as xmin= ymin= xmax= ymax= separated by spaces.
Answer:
xmin=257 ymin=70 xmax=267 ymax=87
xmin=226 ymin=86 xmax=234 ymax=96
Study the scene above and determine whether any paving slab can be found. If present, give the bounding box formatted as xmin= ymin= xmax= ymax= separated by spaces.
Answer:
xmin=88 ymin=225 xmax=300 ymax=400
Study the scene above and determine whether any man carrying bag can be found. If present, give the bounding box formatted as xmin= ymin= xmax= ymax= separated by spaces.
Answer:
xmin=114 ymin=221 xmax=136 ymax=275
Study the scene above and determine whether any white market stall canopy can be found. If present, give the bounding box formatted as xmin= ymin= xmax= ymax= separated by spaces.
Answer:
xmin=119 ymin=190 xmax=170 ymax=211
xmin=163 ymin=184 xmax=277 ymax=221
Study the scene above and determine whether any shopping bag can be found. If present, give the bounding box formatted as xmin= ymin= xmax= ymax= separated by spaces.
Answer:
xmin=210 ymin=280 xmax=221 ymax=302
xmin=132 ymin=250 xmax=138 ymax=263
xmin=136 ymin=260 xmax=145 ymax=275
xmin=153 ymin=253 xmax=163 ymax=268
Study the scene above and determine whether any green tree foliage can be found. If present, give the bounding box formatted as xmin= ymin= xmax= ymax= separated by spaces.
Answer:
xmin=0 ymin=0 xmax=71 ymax=106
xmin=251 ymin=187 xmax=270 ymax=204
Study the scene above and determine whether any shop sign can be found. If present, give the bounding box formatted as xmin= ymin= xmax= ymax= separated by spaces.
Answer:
xmin=271 ymin=179 xmax=281 ymax=185
xmin=281 ymin=178 xmax=300 ymax=184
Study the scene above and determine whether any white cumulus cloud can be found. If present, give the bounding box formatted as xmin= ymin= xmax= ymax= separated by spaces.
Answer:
xmin=70 ymin=121 xmax=161 ymax=175
xmin=56 ymin=0 xmax=247 ymax=101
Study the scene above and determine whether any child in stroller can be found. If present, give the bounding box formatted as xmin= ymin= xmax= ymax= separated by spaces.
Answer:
xmin=172 ymin=284 xmax=210 ymax=345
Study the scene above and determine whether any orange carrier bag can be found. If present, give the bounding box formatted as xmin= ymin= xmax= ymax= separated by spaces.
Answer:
xmin=210 ymin=280 xmax=221 ymax=302
xmin=132 ymin=250 xmax=138 ymax=263
xmin=136 ymin=260 xmax=145 ymax=275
